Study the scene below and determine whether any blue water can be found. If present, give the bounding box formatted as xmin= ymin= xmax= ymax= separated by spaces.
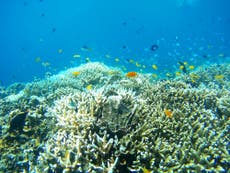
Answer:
xmin=0 ymin=0 xmax=229 ymax=86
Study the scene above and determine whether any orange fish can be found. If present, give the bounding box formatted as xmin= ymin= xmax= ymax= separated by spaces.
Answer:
xmin=164 ymin=109 xmax=173 ymax=118
xmin=126 ymin=71 xmax=138 ymax=78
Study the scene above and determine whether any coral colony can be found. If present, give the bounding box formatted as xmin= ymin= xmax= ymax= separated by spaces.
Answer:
xmin=0 ymin=62 xmax=229 ymax=172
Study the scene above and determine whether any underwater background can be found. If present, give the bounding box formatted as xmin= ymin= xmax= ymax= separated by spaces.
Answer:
xmin=0 ymin=0 xmax=230 ymax=173
xmin=0 ymin=0 xmax=230 ymax=86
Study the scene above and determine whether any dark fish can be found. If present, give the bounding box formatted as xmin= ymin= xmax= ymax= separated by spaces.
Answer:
xmin=178 ymin=61 xmax=187 ymax=73
xmin=81 ymin=45 xmax=92 ymax=51
xmin=202 ymin=54 xmax=208 ymax=58
xmin=82 ymin=45 xmax=89 ymax=49
xmin=41 ymin=13 xmax=45 ymax=17
xmin=52 ymin=28 xmax=56 ymax=32
xmin=122 ymin=45 xmax=127 ymax=49
xmin=24 ymin=1 xmax=28 ymax=6
xmin=122 ymin=21 xmax=127 ymax=26
xmin=150 ymin=44 xmax=159 ymax=51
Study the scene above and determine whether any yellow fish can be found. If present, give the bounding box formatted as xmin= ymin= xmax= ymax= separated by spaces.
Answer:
xmin=72 ymin=71 xmax=81 ymax=77
xmin=175 ymin=71 xmax=181 ymax=76
xmin=135 ymin=62 xmax=141 ymax=67
xmin=164 ymin=109 xmax=173 ymax=118
xmin=179 ymin=65 xmax=185 ymax=70
xmin=129 ymin=59 xmax=134 ymax=63
xmin=189 ymin=65 xmax=195 ymax=70
xmin=152 ymin=64 xmax=158 ymax=70
xmin=86 ymin=84 xmax=93 ymax=90
xmin=215 ymin=75 xmax=224 ymax=80
xmin=152 ymin=73 xmax=158 ymax=78
xmin=142 ymin=167 xmax=151 ymax=173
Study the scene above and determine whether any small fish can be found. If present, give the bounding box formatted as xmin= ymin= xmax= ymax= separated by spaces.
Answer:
xmin=218 ymin=53 xmax=225 ymax=57
xmin=35 ymin=57 xmax=41 ymax=63
xmin=85 ymin=57 xmax=90 ymax=62
xmin=58 ymin=49 xmax=63 ymax=54
xmin=115 ymin=58 xmax=119 ymax=62
xmin=178 ymin=61 xmax=187 ymax=73
xmin=23 ymin=1 xmax=28 ymax=6
xmin=164 ymin=109 xmax=173 ymax=118
xmin=152 ymin=64 xmax=158 ymax=70
xmin=135 ymin=62 xmax=141 ymax=67
xmin=52 ymin=27 xmax=56 ymax=32
xmin=175 ymin=71 xmax=181 ymax=76
xmin=215 ymin=75 xmax=224 ymax=80
xmin=152 ymin=74 xmax=157 ymax=78
xmin=105 ymin=54 xmax=111 ymax=58
xmin=72 ymin=71 xmax=81 ymax=77
xmin=122 ymin=45 xmax=127 ymax=49
xmin=127 ymin=59 xmax=134 ymax=64
xmin=42 ymin=62 xmax=50 ymax=67
xmin=189 ymin=65 xmax=195 ymax=70
xmin=126 ymin=71 xmax=138 ymax=78
xmin=166 ymin=73 xmax=172 ymax=77
xmin=86 ymin=84 xmax=93 ymax=90
xmin=150 ymin=44 xmax=159 ymax=51
xmin=81 ymin=45 xmax=92 ymax=51
xmin=142 ymin=167 xmax=151 ymax=173
xmin=73 ymin=54 xmax=81 ymax=58
xmin=122 ymin=21 xmax=127 ymax=26
xmin=202 ymin=54 xmax=208 ymax=59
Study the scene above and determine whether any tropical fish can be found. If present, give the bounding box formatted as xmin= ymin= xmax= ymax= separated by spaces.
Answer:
xmin=135 ymin=62 xmax=141 ymax=67
xmin=150 ymin=44 xmax=159 ymax=51
xmin=52 ymin=27 xmax=56 ymax=32
xmin=73 ymin=54 xmax=81 ymax=58
xmin=115 ymin=58 xmax=120 ymax=62
xmin=72 ymin=71 xmax=81 ymax=77
xmin=85 ymin=57 xmax=90 ymax=62
xmin=35 ymin=57 xmax=41 ymax=63
xmin=81 ymin=45 xmax=92 ymax=51
xmin=152 ymin=74 xmax=158 ymax=78
xmin=126 ymin=71 xmax=138 ymax=78
xmin=175 ymin=71 xmax=181 ymax=76
xmin=178 ymin=61 xmax=187 ymax=73
xmin=142 ymin=167 xmax=151 ymax=173
xmin=215 ymin=75 xmax=224 ymax=80
xmin=86 ymin=84 xmax=93 ymax=90
xmin=42 ymin=62 xmax=50 ymax=67
xmin=58 ymin=49 xmax=63 ymax=54
xmin=105 ymin=54 xmax=111 ymax=58
xmin=218 ymin=53 xmax=225 ymax=57
xmin=152 ymin=64 xmax=158 ymax=70
xmin=164 ymin=109 xmax=173 ymax=118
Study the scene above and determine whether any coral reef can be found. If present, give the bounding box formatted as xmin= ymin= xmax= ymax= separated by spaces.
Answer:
xmin=0 ymin=62 xmax=229 ymax=172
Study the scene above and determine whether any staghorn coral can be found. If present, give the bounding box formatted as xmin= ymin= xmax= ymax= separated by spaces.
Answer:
xmin=0 ymin=62 xmax=229 ymax=172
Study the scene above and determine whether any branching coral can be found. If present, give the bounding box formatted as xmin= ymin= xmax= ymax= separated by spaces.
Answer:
xmin=0 ymin=62 xmax=229 ymax=173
